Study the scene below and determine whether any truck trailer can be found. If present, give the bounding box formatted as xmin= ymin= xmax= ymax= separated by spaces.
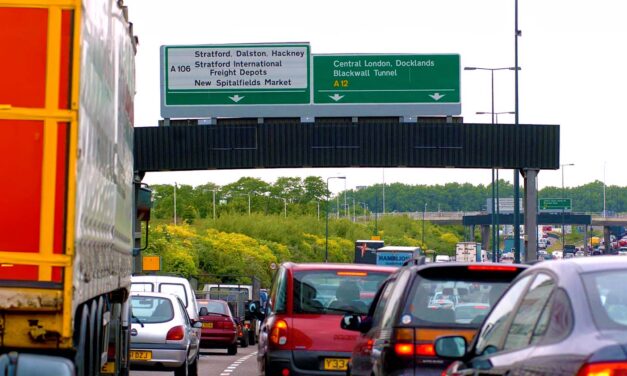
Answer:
xmin=0 ymin=1 xmax=139 ymax=375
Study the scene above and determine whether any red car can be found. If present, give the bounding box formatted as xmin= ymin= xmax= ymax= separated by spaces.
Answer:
xmin=197 ymin=299 xmax=239 ymax=355
xmin=256 ymin=262 xmax=397 ymax=376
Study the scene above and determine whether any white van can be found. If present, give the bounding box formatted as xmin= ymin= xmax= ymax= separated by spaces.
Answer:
xmin=130 ymin=275 xmax=199 ymax=324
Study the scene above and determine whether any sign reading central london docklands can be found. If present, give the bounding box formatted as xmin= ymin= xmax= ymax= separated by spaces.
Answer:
xmin=161 ymin=43 xmax=310 ymax=118
xmin=313 ymin=54 xmax=461 ymax=115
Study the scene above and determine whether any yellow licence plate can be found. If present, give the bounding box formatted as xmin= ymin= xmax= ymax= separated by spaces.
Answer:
xmin=130 ymin=351 xmax=152 ymax=361
xmin=101 ymin=362 xmax=115 ymax=374
xmin=202 ymin=322 xmax=213 ymax=328
xmin=323 ymin=358 xmax=349 ymax=371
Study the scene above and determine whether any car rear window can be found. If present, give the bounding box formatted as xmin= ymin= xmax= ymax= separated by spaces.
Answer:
xmin=583 ymin=270 xmax=627 ymax=329
xmin=159 ymin=283 xmax=188 ymax=307
xmin=199 ymin=300 xmax=229 ymax=315
xmin=401 ymin=265 xmax=524 ymax=328
xmin=130 ymin=282 xmax=153 ymax=292
xmin=131 ymin=296 xmax=174 ymax=323
xmin=293 ymin=270 xmax=390 ymax=315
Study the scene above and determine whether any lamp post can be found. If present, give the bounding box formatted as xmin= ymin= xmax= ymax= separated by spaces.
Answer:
xmin=422 ymin=203 xmax=427 ymax=246
xmin=212 ymin=189 xmax=218 ymax=220
xmin=561 ymin=163 xmax=574 ymax=250
xmin=326 ymin=176 xmax=346 ymax=262
xmin=603 ymin=162 xmax=607 ymax=217
xmin=173 ymin=182 xmax=177 ymax=225
xmin=282 ymin=197 xmax=287 ymax=218
xmin=476 ymin=110 xmax=515 ymax=261
xmin=465 ymin=66 xmax=518 ymax=261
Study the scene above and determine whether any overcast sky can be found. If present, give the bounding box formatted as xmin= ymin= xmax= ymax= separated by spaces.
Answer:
xmin=125 ymin=0 xmax=627 ymax=193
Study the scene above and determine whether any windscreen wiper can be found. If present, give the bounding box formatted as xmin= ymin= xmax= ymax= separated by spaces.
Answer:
xmin=131 ymin=313 xmax=145 ymax=328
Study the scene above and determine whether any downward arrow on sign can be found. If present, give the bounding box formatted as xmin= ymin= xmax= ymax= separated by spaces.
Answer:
xmin=329 ymin=94 xmax=345 ymax=102
xmin=429 ymin=93 xmax=445 ymax=101
xmin=229 ymin=95 xmax=245 ymax=103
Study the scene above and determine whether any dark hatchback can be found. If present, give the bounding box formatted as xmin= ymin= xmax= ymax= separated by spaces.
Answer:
xmin=341 ymin=262 xmax=527 ymax=376
xmin=435 ymin=256 xmax=627 ymax=376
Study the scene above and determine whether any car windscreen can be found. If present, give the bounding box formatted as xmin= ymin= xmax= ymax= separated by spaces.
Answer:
xmin=199 ymin=300 xmax=229 ymax=315
xmin=293 ymin=270 xmax=390 ymax=315
xmin=401 ymin=265 xmax=525 ymax=328
xmin=131 ymin=296 xmax=174 ymax=323
xmin=583 ymin=270 xmax=627 ymax=330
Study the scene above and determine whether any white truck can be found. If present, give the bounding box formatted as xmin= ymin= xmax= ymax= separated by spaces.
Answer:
xmin=456 ymin=242 xmax=487 ymax=262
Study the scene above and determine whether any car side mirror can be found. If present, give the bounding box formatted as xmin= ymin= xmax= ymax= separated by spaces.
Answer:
xmin=193 ymin=321 xmax=203 ymax=329
xmin=340 ymin=313 xmax=370 ymax=333
xmin=434 ymin=335 xmax=467 ymax=359
xmin=199 ymin=307 xmax=208 ymax=316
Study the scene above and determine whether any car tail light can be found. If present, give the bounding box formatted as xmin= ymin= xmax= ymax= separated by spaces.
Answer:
xmin=415 ymin=343 xmax=436 ymax=356
xmin=467 ymin=265 xmax=518 ymax=272
xmin=270 ymin=319 xmax=288 ymax=346
xmin=217 ymin=320 xmax=235 ymax=330
xmin=395 ymin=343 xmax=414 ymax=356
xmin=166 ymin=325 xmax=185 ymax=341
xmin=245 ymin=322 xmax=251 ymax=329
xmin=577 ymin=361 xmax=627 ymax=376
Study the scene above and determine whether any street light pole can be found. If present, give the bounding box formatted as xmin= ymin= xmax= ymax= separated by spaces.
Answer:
xmin=212 ymin=189 xmax=217 ymax=220
xmin=561 ymin=163 xmax=574 ymax=250
xmin=326 ymin=176 xmax=346 ymax=262
xmin=465 ymin=66 xmax=517 ymax=262
xmin=173 ymin=182 xmax=177 ymax=225
xmin=248 ymin=192 xmax=251 ymax=216
xmin=422 ymin=203 xmax=427 ymax=246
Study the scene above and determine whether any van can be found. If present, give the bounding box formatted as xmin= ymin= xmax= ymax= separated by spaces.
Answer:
xmin=130 ymin=275 xmax=200 ymax=324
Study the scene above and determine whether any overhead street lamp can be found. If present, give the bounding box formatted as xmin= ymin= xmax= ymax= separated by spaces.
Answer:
xmin=326 ymin=176 xmax=346 ymax=262
xmin=561 ymin=163 xmax=575 ymax=250
xmin=476 ymin=110 xmax=515 ymax=261
xmin=465 ymin=66 xmax=518 ymax=261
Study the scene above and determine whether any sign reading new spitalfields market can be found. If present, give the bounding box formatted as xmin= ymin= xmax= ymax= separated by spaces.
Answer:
xmin=160 ymin=43 xmax=461 ymax=119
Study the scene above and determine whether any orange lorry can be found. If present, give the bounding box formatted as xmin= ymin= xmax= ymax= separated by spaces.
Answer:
xmin=0 ymin=1 xmax=138 ymax=375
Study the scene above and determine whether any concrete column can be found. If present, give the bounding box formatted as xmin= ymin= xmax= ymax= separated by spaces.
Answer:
xmin=481 ymin=225 xmax=491 ymax=252
xmin=604 ymin=226 xmax=612 ymax=254
xmin=524 ymin=169 xmax=539 ymax=262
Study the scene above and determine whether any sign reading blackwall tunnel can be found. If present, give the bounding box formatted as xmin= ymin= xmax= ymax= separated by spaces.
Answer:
xmin=160 ymin=43 xmax=461 ymax=119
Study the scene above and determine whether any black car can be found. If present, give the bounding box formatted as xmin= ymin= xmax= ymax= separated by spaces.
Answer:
xmin=341 ymin=261 xmax=527 ymax=376
xmin=435 ymin=256 xmax=627 ymax=375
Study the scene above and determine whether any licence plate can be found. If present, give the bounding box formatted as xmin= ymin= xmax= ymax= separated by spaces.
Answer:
xmin=323 ymin=358 xmax=349 ymax=371
xmin=202 ymin=322 xmax=213 ymax=328
xmin=101 ymin=362 xmax=115 ymax=373
xmin=130 ymin=351 xmax=152 ymax=361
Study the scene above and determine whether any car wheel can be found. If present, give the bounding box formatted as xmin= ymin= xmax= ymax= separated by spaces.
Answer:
xmin=249 ymin=330 xmax=256 ymax=345
xmin=174 ymin=359 xmax=189 ymax=376
xmin=241 ymin=333 xmax=249 ymax=348
xmin=188 ymin=354 xmax=199 ymax=376
xmin=227 ymin=343 xmax=238 ymax=355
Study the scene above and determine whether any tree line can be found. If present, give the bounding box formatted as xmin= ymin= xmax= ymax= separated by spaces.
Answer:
xmin=150 ymin=178 xmax=626 ymax=222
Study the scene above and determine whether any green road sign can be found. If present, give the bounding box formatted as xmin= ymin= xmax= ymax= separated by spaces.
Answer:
xmin=539 ymin=198 xmax=572 ymax=211
xmin=163 ymin=43 xmax=310 ymax=106
xmin=313 ymin=54 xmax=460 ymax=104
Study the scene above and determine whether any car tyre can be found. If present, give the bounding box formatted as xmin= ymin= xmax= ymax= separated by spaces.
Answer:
xmin=188 ymin=354 xmax=199 ymax=376
xmin=174 ymin=359 xmax=188 ymax=376
xmin=227 ymin=343 xmax=238 ymax=355
xmin=240 ymin=332 xmax=249 ymax=348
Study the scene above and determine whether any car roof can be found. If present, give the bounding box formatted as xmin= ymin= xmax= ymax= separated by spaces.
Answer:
xmin=529 ymin=255 xmax=627 ymax=274
xmin=282 ymin=262 xmax=397 ymax=273
xmin=131 ymin=275 xmax=191 ymax=284
xmin=197 ymin=299 xmax=228 ymax=305
xmin=130 ymin=291 xmax=180 ymax=301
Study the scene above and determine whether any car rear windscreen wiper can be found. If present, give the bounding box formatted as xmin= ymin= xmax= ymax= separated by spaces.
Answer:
xmin=131 ymin=313 xmax=145 ymax=328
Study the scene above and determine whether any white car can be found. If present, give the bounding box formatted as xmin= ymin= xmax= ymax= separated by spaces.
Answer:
xmin=130 ymin=292 xmax=201 ymax=375
xmin=435 ymin=255 xmax=451 ymax=263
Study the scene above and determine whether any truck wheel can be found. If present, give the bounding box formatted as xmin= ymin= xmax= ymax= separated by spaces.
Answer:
xmin=74 ymin=305 xmax=89 ymax=376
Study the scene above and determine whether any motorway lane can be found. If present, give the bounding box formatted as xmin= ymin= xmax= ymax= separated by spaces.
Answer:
xmin=131 ymin=345 xmax=258 ymax=376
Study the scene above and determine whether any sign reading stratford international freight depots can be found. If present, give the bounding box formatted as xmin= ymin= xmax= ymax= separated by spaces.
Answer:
xmin=160 ymin=43 xmax=461 ymax=119
xmin=313 ymin=54 xmax=460 ymax=106
xmin=161 ymin=43 xmax=310 ymax=116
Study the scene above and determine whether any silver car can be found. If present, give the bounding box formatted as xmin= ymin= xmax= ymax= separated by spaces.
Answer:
xmin=129 ymin=292 xmax=201 ymax=376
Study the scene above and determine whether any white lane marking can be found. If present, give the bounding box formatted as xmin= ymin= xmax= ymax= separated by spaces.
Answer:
xmin=219 ymin=351 xmax=258 ymax=375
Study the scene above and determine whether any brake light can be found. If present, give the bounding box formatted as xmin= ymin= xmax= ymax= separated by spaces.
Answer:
xmin=245 ymin=322 xmax=251 ymax=329
xmin=217 ymin=321 xmax=235 ymax=330
xmin=577 ymin=362 xmax=627 ymax=376
xmin=415 ymin=343 xmax=435 ymax=356
xmin=166 ymin=325 xmax=185 ymax=341
xmin=395 ymin=343 xmax=414 ymax=356
xmin=474 ymin=305 xmax=489 ymax=310
xmin=270 ymin=319 xmax=288 ymax=346
xmin=337 ymin=271 xmax=368 ymax=276
xmin=467 ymin=265 xmax=518 ymax=272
